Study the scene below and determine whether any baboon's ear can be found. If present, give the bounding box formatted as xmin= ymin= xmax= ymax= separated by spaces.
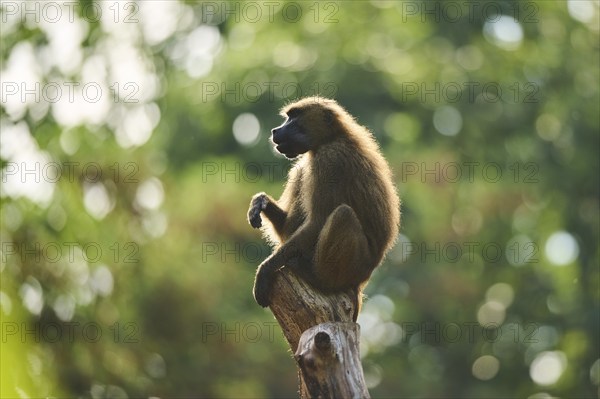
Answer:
xmin=324 ymin=108 xmax=335 ymax=126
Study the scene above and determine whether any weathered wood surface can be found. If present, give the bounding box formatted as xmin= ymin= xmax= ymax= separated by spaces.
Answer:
xmin=267 ymin=267 xmax=370 ymax=399
xmin=295 ymin=322 xmax=371 ymax=399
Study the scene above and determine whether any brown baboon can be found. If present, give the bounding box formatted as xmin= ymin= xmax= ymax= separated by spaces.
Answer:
xmin=248 ymin=97 xmax=400 ymax=318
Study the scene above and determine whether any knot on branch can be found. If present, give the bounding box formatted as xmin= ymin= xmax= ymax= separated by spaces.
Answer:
xmin=295 ymin=322 xmax=370 ymax=399
xmin=266 ymin=267 xmax=370 ymax=398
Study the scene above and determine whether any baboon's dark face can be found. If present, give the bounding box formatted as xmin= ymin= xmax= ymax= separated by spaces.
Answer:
xmin=271 ymin=114 xmax=311 ymax=159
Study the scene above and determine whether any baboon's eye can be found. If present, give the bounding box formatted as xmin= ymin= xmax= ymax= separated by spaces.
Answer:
xmin=287 ymin=108 xmax=301 ymax=118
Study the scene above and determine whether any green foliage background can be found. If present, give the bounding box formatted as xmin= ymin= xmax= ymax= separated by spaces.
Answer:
xmin=1 ymin=1 xmax=598 ymax=398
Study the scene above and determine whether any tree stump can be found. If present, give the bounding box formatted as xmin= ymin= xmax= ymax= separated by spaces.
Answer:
xmin=268 ymin=266 xmax=371 ymax=399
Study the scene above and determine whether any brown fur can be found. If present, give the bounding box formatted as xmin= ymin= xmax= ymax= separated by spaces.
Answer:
xmin=248 ymin=97 xmax=400 ymax=319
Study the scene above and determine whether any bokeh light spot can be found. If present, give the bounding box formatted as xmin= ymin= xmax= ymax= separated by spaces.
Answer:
xmin=384 ymin=113 xmax=421 ymax=143
xmin=90 ymin=265 xmax=114 ymax=297
xmin=545 ymin=231 xmax=579 ymax=266
xmin=567 ymin=0 xmax=597 ymax=23
xmin=536 ymin=114 xmax=562 ymax=142
xmin=591 ymin=359 xmax=600 ymax=385
xmin=233 ymin=113 xmax=260 ymax=146
xmin=83 ymin=183 xmax=113 ymax=220
xmin=472 ymin=355 xmax=500 ymax=380
xmin=19 ymin=277 xmax=44 ymax=315
xmin=136 ymin=178 xmax=164 ymax=211
xmin=530 ymin=351 xmax=567 ymax=386
xmin=486 ymin=283 xmax=514 ymax=308
xmin=484 ymin=15 xmax=523 ymax=51
xmin=456 ymin=45 xmax=484 ymax=70
xmin=477 ymin=301 xmax=506 ymax=326
xmin=433 ymin=106 xmax=462 ymax=136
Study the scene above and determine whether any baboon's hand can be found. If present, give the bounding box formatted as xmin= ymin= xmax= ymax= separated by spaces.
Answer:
xmin=253 ymin=266 xmax=273 ymax=307
xmin=248 ymin=193 xmax=268 ymax=229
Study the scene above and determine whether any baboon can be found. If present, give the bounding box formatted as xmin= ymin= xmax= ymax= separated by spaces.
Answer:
xmin=248 ymin=97 xmax=400 ymax=318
